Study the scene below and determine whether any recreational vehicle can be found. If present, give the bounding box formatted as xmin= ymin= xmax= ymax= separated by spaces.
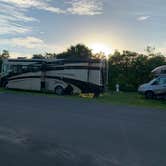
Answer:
xmin=138 ymin=65 xmax=166 ymax=99
xmin=0 ymin=58 xmax=107 ymax=96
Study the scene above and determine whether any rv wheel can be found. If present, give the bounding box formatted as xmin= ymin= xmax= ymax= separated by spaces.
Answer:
xmin=55 ymin=86 xmax=64 ymax=95
xmin=94 ymin=92 xmax=100 ymax=98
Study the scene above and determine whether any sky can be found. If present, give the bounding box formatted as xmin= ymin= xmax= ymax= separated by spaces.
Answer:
xmin=0 ymin=0 xmax=166 ymax=58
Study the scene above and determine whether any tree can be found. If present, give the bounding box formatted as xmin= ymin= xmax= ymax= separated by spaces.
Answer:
xmin=146 ymin=55 xmax=166 ymax=71
xmin=1 ymin=50 xmax=10 ymax=59
xmin=55 ymin=52 xmax=68 ymax=59
xmin=45 ymin=52 xmax=56 ymax=59
xmin=0 ymin=50 xmax=10 ymax=72
xmin=108 ymin=50 xmax=166 ymax=91
xmin=56 ymin=44 xmax=92 ymax=59
xmin=145 ymin=46 xmax=155 ymax=56
xmin=92 ymin=52 xmax=106 ymax=59
xmin=32 ymin=54 xmax=45 ymax=59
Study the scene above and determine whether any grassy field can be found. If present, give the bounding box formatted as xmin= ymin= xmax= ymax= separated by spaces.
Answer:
xmin=0 ymin=88 xmax=165 ymax=110
xmin=96 ymin=92 xmax=166 ymax=110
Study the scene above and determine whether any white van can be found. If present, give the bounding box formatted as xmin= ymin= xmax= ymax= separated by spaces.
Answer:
xmin=138 ymin=65 xmax=166 ymax=99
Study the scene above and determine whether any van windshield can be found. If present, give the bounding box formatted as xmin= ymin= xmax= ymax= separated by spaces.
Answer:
xmin=149 ymin=78 xmax=158 ymax=85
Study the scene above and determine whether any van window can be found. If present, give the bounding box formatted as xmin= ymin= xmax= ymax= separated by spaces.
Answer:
xmin=161 ymin=70 xmax=166 ymax=74
xmin=159 ymin=78 xmax=166 ymax=85
xmin=151 ymin=78 xmax=160 ymax=85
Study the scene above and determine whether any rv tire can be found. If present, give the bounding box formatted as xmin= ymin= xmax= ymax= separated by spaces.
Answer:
xmin=65 ymin=85 xmax=73 ymax=95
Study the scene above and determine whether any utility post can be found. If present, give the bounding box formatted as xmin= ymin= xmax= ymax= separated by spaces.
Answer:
xmin=41 ymin=61 xmax=46 ymax=93
xmin=105 ymin=55 xmax=109 ymax=93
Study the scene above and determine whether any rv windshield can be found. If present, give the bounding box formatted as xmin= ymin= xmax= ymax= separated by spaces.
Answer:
xmin=2 ymin=64 xmax=10 ymax=75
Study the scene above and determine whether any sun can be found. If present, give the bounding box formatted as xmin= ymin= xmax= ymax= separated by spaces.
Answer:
xmin=89 ymin=43 xmax=113 ymax=56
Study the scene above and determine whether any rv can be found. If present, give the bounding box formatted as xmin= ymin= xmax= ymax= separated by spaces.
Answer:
xmin=0 ymin=58 xmax=107 ymax=96
xmin=138 ymin=65 xmax=166 ymax=99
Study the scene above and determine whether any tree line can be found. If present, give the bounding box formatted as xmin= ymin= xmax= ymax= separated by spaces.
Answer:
xmin=0 ymin=44 xmax=166 ymax=92
xmin=108 ymin=50 xmax=166 ymax=91
xmin=32 ymin=44 xmax=93 ymax=60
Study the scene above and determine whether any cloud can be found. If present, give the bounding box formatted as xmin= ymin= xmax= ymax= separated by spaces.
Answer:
xmin=0 ymin=0 xmax=104 ymax=35
xmin=0 ymin=3 xmax=37 ymax=22
xmin=0 ymin=20 xmax=30 ymax=35
xmin=0 ymin=0 xmax=65 ymax=14
xmin=0 ymin=36 xmax=44 ymax=49
xmin=158 ymin=43 xmax=166 ymax=54
xmin=0 ymin=3 xmax=34 ymax=34
xmin=10 ymin=52 xmax=32 ymax=58
xmin=137 ymin=16 xmax=150 ymax=21
xmin=0 ymin=0 xmax=104 ymax=16
xmin=0 ymin=0 xmax=105 ymax=57
xmin=0 ymin=0 xmax=65 ymax=35
xmin=0 ymin=36 xmax=65 ymax=54
xmin=66 ymin=0 xmax=104 ymax=15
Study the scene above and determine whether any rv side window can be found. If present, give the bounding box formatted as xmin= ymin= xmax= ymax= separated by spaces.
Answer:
xmin=11 ymin=65 xmax=16 ymax=73
xmin=10 ymin=65 xmax=26 ymax=74
xmin=22 ymin=66 xmax=28 ymax=72
xmin=28 ymin=65 xmax=41 ymax=72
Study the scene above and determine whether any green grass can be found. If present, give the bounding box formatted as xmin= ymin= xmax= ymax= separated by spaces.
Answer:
xmin=0 ymin=88 xmax=58 ymax=97
xmin=0 ymin=88 xmax=165 ymax=110
xmin=95 ymin=92 xmax=166 ymax=110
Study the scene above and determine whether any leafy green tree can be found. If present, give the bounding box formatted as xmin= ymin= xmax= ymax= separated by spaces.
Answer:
xmin=32 ymin=54 xmax=45 ymax=59
xmin=108 ymin=50 xmax=166 ymax=91
xmin=147 ymin=55 xmax=166 ymax=70
xmin=0 ymin=50 xmax=10 ymax=72
xmin=45 ymin=52 xmax=56 ymax=59
xmin=55 ymin=52 xmax=68 ymax=59
xmin=56 ymin=44 xmax=92 ymax=59
xmin=145 ymin=46 xmax=156 ymax=56
xmin=1 ymin=50 xmax=10 ymax=59
xmin=92 ymin=52 xmax=106 ymax=59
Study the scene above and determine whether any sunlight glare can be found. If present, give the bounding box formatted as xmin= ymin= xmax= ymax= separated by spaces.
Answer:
xmin=90 ymin=43 xmax=113 ymax=56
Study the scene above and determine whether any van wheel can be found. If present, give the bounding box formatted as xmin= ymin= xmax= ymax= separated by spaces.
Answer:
xmin=145 ymin=91 xmax=154 ymax=99
xmin=55 ymin=86 xmax=64 ymax=95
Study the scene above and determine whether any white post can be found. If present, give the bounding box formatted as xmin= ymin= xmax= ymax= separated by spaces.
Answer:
xmin=116 ymin=83 xmax=120 ymax=93
xmin=106 ymin=59 xmax=109 ymax=91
